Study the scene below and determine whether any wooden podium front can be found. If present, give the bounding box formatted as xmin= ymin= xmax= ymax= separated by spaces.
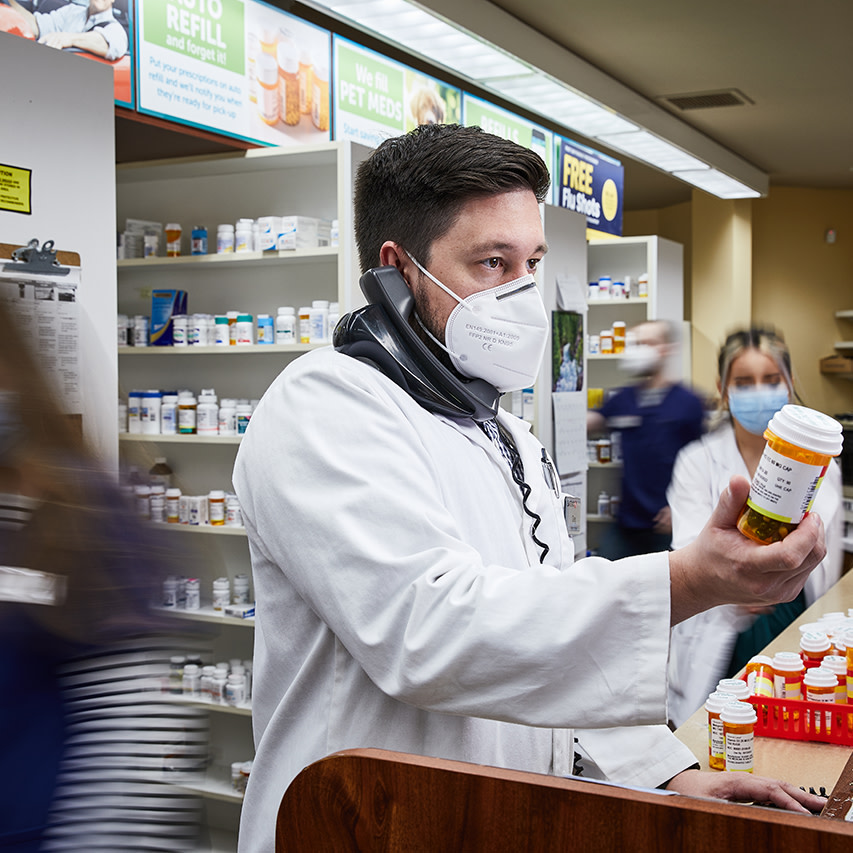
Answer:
xmin=276 ymin=748 xmax=853 ymax=851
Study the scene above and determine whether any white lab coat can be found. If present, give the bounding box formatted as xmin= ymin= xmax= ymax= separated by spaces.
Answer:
xmin=233 ymin=348 xmax=698 ymax=852
xmin=666 ymin=422 xmax=843 ymax=727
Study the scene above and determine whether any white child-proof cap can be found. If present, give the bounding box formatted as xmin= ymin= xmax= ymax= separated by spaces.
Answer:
xmin=766 ymin=404 xmax=843 ymax=456
xmin=719 ymin=700 xmax=757 ymax=725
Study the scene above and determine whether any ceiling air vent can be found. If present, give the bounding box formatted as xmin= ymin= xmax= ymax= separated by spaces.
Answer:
xmin=660 ymin=89 xmax=754 ymax=111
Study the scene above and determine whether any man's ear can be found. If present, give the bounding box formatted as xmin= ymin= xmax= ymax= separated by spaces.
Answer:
xmin=379 ymin=241 xmax=405 ymax=269
xmin=379 ymin=242 xmax=416 ymax=289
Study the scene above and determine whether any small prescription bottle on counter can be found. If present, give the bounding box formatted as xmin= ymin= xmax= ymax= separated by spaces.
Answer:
xmin=821 ymin=655 xmax=847 ymax=703
xmin=800 ymin=630 xmax=832 ymax=668
xmin=772 ymin=651 xmax=805 ymax=700
xmin=715 ymin=678 xmax=750 ymax=702
xmin=704 ymin=691 xmax=731 ymax=771
xmin=803 ymin=667 xmax=838 ymax=735
xmin=720 ymin=701 xmax=757 ymax=773
xmin=745 ymin=654 xmax=774 ymax=697
xmin=737 ymin=405 xmax=843 ymax=544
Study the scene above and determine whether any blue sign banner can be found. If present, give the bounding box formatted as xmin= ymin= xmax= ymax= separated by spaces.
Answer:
xmin=557 ymin=137 xmax=623 ymax=237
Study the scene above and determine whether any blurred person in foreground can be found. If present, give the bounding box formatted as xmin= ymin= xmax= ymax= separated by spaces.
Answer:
xmin=0 ymin=296 xmax=199 ymax=851
xmin=233 ymin=125 xmax=828 ymax=852
xmin=666 ymin=326 xmax=843 ymax=727
xmin=587 ymin=320 xmax=705 ymax=558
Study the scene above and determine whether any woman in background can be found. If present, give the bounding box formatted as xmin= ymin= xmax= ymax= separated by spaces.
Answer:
xmin=665 ymin=326 xmax=843 ymax=728
xmin=0 ymin=296 xmax=199 ymax=851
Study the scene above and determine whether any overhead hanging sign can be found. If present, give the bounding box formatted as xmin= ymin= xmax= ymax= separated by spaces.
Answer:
xmin=557 ymin=136 xmax=623 ymax=237
xmin=136 ymin=0 xmax=331 ymax=146
xmin=462 ymin=93 xmax=555 ymax=205
xmin=334 ymin=36 xmax=461 ymax=149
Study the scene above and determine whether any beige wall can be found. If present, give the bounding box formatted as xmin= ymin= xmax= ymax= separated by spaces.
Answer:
xmin=752 ymin=187 xmax=853 ymax=418
xmin=624 ymin=187 xmax=853 ymax=417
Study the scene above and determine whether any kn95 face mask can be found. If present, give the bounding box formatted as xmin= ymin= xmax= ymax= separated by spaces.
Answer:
xmin=407 ymin=253 xmax=549 ymax=393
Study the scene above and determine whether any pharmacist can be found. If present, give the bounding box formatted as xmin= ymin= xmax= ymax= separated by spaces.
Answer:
xmin=233 ymin=125 xmax=826 ymax=852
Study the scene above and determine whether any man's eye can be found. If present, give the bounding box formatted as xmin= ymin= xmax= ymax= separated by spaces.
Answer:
xmin=528 ymin=258 xmax=541 ymax=271
xmin=484 ymin=258 xmax=501 ymax=269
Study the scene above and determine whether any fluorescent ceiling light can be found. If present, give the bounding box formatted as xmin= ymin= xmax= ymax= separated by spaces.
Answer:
xmin=305 ymin=0 xmax=765 ymax=198
xmin=596 ymin=130 xmax=709 ymax=172
xmin=673 ymin=169 xmax=762 ymax=199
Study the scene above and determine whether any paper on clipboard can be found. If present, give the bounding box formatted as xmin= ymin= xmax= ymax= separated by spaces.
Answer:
xmin=0 ymin=243 xmax=82 ymax=415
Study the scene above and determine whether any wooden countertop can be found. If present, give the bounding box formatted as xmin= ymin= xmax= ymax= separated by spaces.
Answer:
xmin=674 ymin=571 xmax=853 ymax=790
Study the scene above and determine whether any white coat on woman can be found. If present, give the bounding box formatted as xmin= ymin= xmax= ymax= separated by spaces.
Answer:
xmin=666 ymin=420 xmax=843 ymax=727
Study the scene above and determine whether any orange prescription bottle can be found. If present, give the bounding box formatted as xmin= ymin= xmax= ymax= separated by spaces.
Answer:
xmin=745 ymin=655 xmax=774 ymax=697
xmin=844 ymin=628 xmax=853 ymax=703
xmin=720 ymin=700 xmax=757 ymax=773
xmin=800 ymin=630 xmax=832 ymax=669
xmin=715 ymin=678 xmax=751 ymax=702
xmin=737 ymin=405 xmax=843 ymax=544
xmin=611 ymin=321 xmax=626 ymax=354
xmin=821 ymin=655 xmax=847 ymax=704
xmin=165 ymin=223 xmax=182 ymax=257
xmin=704 ymin=691 xmax=731 ymax=771
xmin=599 ymin=329 xmax=614 ymax=354
xmin=772 ymin=651 xmax=805 ymax=700
xmin=803 ymin=666 xmax=837 ymax=735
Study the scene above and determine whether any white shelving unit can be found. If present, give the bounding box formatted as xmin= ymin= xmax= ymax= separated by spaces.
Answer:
xmin=584 ymin=235 xmax=684 ymax=555
xmin=116 ymin=141 xmax=371 ymax=850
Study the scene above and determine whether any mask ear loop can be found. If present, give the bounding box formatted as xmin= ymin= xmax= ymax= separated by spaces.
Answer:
xmin=406 ymin=252 xmax=464 ymax=361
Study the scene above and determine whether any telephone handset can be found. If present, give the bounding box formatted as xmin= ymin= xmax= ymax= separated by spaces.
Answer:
xmin=333 ymin=265 xmax=500 ymax=422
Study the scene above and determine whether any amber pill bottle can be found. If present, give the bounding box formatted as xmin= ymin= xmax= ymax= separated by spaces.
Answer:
xmin=737 ymin=405 xmax=843 ymax=545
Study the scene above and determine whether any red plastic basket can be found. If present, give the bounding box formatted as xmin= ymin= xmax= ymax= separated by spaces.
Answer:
xmin=747 ymin=694 xmax=853 ymax=745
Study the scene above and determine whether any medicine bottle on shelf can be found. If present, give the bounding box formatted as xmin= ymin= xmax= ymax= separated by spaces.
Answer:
xmin=165 ymin=488 xmax=182 ymax=524
xmin=275 ymin=306 xmax=295 ymax=344
xmin=208 ymin=490 xmax=226 ymax=526
xmin=165 ymin=223 xmax=182 ymax=257
xmin=704 ymin=690 xmax=731 ymax=771
xmin=599 ymin=328 xmax=614 ymax=354
xmin=177 ymin=394 xmax=197 ymax=435
xmin=612 ymin=321 xmax=626 ymax=353
xmin=720 ymin=700 xmax=757 ymax=773
xmin=737 ymin=405 xmax=843 ymax=545
xmin=217 ymin=224 xmax=234 ymax=254
xmin=298 ymin=307 xmax=311 ymax=344
xmin=197 ymin=389 xmax=219 ymax=435
xmin=149 ymin=457 xmax=172 ymax=489
xmin=191 ymin=225 xmax=208 ymax=255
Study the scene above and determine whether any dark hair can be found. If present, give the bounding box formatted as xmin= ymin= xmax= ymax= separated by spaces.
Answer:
xmin=354 ymin=124 xmax=551 ymax=273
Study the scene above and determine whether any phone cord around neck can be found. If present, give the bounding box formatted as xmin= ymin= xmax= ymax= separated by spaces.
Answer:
xmin=480 ymin=419 xmax=550 ymax=564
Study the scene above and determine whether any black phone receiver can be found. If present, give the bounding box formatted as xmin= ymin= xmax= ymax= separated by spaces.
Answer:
xmin=333 ymin=266 xmax=500 ymax=422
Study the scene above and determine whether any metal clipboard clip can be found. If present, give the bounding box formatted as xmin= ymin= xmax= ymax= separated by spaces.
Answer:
xmin=4 ymin=239 xmax=70 ymax=277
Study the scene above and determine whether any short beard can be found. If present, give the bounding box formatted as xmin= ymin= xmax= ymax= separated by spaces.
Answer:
xmin=408 ymin=273 xmax=457 ymax=374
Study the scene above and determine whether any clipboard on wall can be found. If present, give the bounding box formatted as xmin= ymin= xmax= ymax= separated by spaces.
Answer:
xmin=0 ymin=240 xmax=83 ymax=425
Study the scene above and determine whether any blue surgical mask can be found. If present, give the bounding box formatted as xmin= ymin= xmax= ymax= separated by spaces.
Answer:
xmin=727 ymin=384 xmax=790 ymax=435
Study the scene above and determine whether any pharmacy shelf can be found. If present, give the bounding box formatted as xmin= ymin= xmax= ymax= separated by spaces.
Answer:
xmin=118 ymin=344 xmax=319 ymax=356
xmin=834 ymin=341 xmax=853 ymax=352
xmin=160 ymin=524 xmax=247 ymax=537
xmin=587 ymin=297 xmax=649 ymax=306
xmin=165 ymin=695 xmax=252 ymax=717
xmin=588 ymin=461 xmax=623 ymax=469
xmin=120 ymin=434 xmax=243 ymax=445
xmin=586 ymin=353 xmax=622 ymax=361
xmin=153 ymin=605 xmax=254 ymax=628
xmin=158 ymin=771 xmax=244 ymax=804
xmin=586 ymin=514 xmax=614 ymax=523
xmin=117 ymin=247 xmax=338 ymax=270
xmin=835 ymin=310 xmax=853 ymax=320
